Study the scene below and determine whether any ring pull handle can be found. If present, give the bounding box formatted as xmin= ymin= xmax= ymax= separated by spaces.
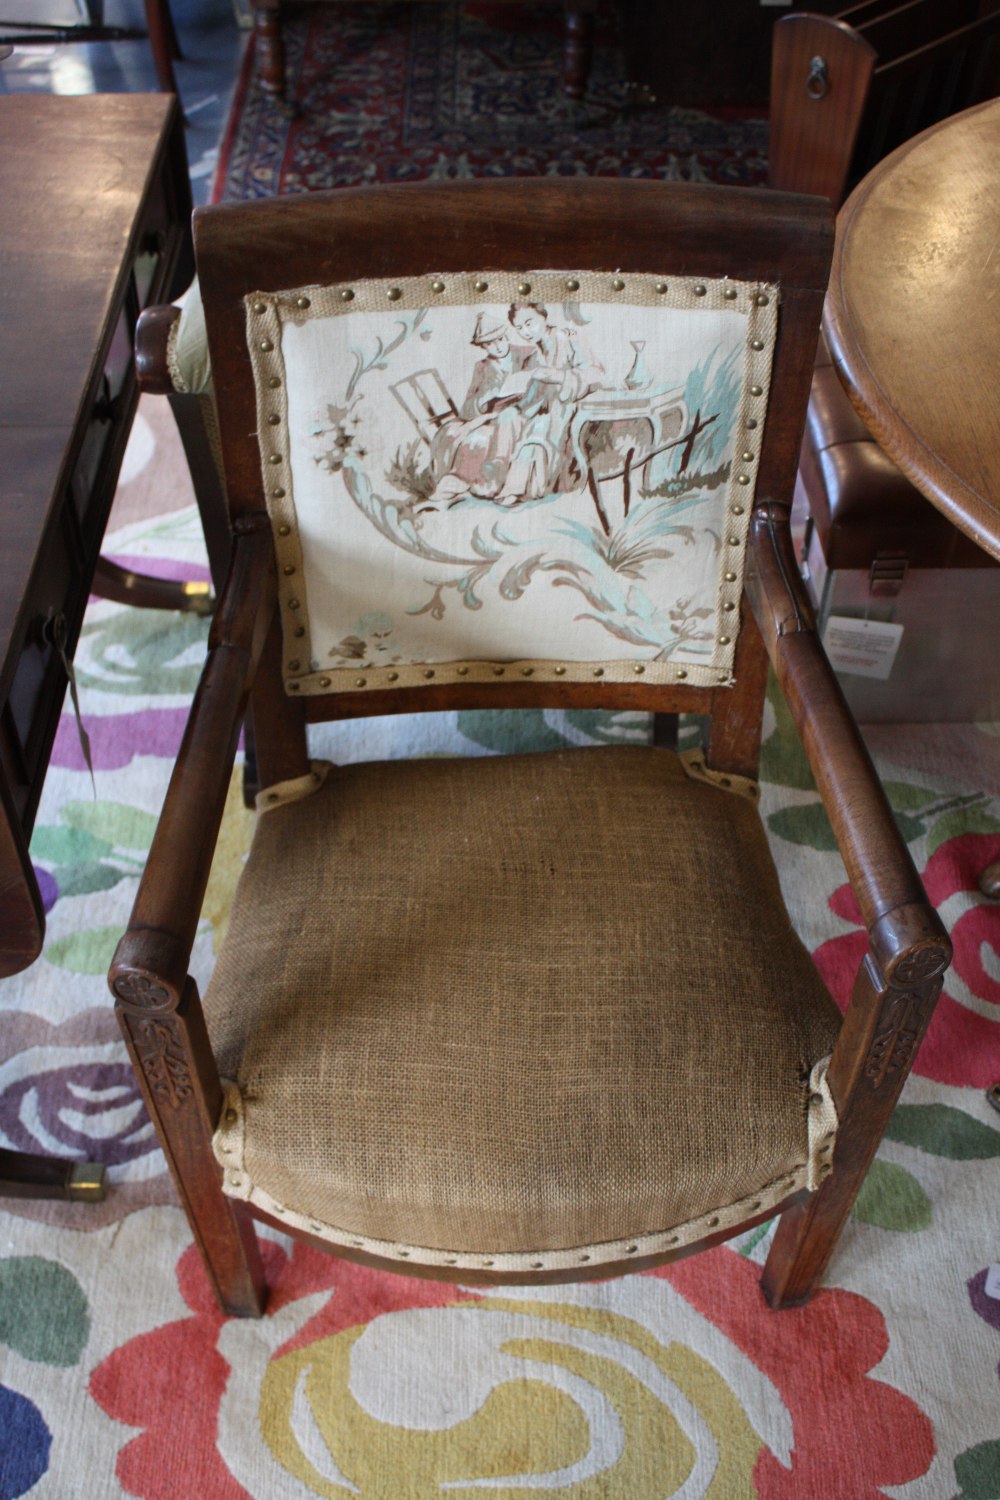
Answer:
xmin=806 ymin=55 xmax=829 ymax=100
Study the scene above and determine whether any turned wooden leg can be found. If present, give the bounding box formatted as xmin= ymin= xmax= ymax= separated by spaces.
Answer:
xmin=562 ymin=5 xmax=595 ymax=100
xmin=145 ymin=0 xmax=181 ymax=94
xmin=253 ymin=0 xmax=286 ymax=100
xmin=93 ymin=556 xmax=214 ymax=615
xmin=763 ymin=948 xmax=945 ymax=1307
xmin=114 ymin=975 xmax=266 ymax=1317
xmin=0 ymin=1148 xmax=105 ymax=1202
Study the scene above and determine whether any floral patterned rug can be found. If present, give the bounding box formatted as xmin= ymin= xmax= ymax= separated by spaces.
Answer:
xmin=212 ymin=1 xmax=769 ymax=201
xmin=1 ymin=413 xmax=999 ymax=1496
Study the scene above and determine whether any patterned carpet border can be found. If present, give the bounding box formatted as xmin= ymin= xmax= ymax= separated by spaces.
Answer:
xmin=213 ymin=2 xmax=769 ymax=201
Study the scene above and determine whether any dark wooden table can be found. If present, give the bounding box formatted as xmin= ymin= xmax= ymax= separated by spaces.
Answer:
xmin=824 ymin=97 xmax=1000 ymax=896
xmin=0 ymin=93 xmax=194 ymax=1198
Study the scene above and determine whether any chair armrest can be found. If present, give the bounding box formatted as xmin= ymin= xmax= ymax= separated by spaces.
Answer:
xmin=135 ymin=284 xmax=212 ymax=397
xmin=747 ymin=503 xmax=950 ymax=986
xmin=135 ymin=305 xmax=182 ymax=395
xmin=109 ymin=516 xmax=276 ymax=1008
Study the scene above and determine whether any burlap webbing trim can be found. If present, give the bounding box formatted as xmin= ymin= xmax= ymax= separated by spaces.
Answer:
xmin=256 ymin=760 xmax=331 ymax=814
xmin=244 ymin=270 xmax=780 ymax=699
xmin=679 ymin=748 xmax=759 ymax=803
xmin=212 ymin=1058 xmax=836 ymax=1272
xmin=165 ymin=313 xmax=189 ymax=395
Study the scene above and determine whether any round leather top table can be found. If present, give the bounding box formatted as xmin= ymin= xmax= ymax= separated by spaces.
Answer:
xmin=824 ymin=97 xmax=1000 ymax=564
xmin=824 ymin=96 xmax=1000 ymax=914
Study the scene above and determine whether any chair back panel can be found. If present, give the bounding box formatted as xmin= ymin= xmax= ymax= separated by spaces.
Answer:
xmin=246 ymin=269 xmax=779 ymax=697
xmin=194 ymin=180 xmax=830 ymax=723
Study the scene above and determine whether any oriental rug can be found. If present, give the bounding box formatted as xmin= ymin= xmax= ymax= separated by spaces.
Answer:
xmin=212 ymin=1 xmax=769 ymax=201
xmin=0 ymin=404 xmax=999 ymax=1497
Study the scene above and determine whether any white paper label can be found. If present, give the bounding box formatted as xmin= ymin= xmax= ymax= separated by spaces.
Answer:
xmin=985 ymin=1264 xmax=1000 ymax=1300
xmin=823 ymin=617 xmax=904 ymax=681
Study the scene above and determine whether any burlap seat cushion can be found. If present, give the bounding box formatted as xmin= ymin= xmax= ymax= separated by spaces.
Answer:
xmin=205 ymin=745 xmax=842 ymax=1269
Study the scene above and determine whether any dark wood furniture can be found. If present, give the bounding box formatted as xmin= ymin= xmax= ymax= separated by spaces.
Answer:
xmin=0 ymin=0 xmax=183 ymax=95
xmin=824 ymin=100 xmax=1000 ymax=562
xmin=250 ymin=0 xmax=598 ymax=104
xmin=769 ymin=0 xmax=1000 ymax=205
xmin=0 ymin=93 xmax=195 ymax=1199
xmin=825 ymin=98 xmax=1000 ymax=896
xmin=110 ymin=177 xmax=950 ymax=1317
xmin=770 ymin=3 xmax=1000 ymax=725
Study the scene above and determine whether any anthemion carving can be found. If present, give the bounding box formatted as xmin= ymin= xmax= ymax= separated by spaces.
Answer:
xmin=132 ymin=1018 xmax=193 ymax=1110
xmin=865 ymin=990 xmax=921 ymax=1089
xmin=113 ymin=972 xmax=171 ymax=1010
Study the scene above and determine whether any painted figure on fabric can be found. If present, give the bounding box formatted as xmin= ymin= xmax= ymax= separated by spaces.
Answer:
xmin=427 ymin=313 xmax=535 ymax=503
xmin=502 ymin=302 xmax=605 ymax=500
xmin=428 ymin=305 xmax=605 ymax=506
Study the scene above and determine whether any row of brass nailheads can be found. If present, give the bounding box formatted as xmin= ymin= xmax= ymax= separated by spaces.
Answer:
xmin=252 ymin=285 xmax=772 ymax=311
xmin=285 ymin=663 xmax=738 ymax=689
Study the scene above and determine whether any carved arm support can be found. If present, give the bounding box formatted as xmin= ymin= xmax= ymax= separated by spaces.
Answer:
xmin=110 ymin=517 xmax=276 ymax=1008
xmin=747 ymin=502 xmax=951 ymax=990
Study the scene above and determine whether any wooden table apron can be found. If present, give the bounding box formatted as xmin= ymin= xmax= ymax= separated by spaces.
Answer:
xmin=0 ymin=93 xmax=192 ymax=980
xmin=823 ymin=97 xmax=1000 ymax=563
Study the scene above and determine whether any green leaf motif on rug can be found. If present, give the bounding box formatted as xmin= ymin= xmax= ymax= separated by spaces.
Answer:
xmin=852 ymin=1159 xmax=932 ymax=1232
xmin=767 ymin=802 xmax=838 ymax=851
xmin=458 ymin=709 xmax=574 ymax=755
xmin=0 ymin=1258 xmax=89 ymax=1365
xmin=59 ymin=801 xmax=159 ymax=852
xmin=31 ymin=801 xmax=155 ymax=906
xmin=46 ymin=926 xmax=124 ymax=976
xmin=759 ymin=679 xmax=816 ymax=791
xmin=953 ymin=1440 xmax=1000 ymax=1500
xmin=927 ymin=805 xmax=1000 ymax=860
xmin=886 ymin=1104 xmax=1000 ymax=1160
xmin=456 ymin=708 xmax=647 ymax=756
xmin=29 ymin=824 xmax=113 ymax=866
xmin=76 ymin=609 xmax=208 ymax=697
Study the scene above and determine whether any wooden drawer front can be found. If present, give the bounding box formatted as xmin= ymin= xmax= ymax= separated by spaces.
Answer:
xmin=6 ymin=507 xmax=78 ymax=787
xmin=71 ymin=303 xmax=136 ymax=539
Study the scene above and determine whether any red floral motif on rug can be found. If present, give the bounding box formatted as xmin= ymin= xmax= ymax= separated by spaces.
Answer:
xmin=813 ymin=831 xmax=1000 ymax=1087
xmin=90 ymin=1242 xmax=934 ymax=1496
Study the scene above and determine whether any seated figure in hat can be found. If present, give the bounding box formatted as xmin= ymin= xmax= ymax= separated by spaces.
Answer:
xmin=428 ymin=312 xmax=535 ymax=504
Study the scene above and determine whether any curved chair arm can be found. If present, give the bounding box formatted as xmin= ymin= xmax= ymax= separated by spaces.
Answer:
xmin=109 ymin=517 xmax=277 ymax=1009
xmin=135 ymin=304 xmax=182 ymax=394
xmin=747 ymin=502 xmax=951 ymax=987
xmin=135 ymin=289 xmax=213 ymax=397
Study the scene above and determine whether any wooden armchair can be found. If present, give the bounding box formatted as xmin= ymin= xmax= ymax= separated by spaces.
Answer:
xmin=769 ymin=0 xmax=1000 ymax=204
xmin=109 ymin=178 xmax=950 ymax=1318
xmin=251 ymin=0 xmax=598 ymax=105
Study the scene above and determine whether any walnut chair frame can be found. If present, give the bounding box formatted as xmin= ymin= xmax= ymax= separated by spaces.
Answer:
xmin=110 ymin=179 xmax=950 ymax=1318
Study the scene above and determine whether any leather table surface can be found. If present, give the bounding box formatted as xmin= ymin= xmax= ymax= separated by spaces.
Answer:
xmin=824 ymin=97 xmax=1000 ymax=562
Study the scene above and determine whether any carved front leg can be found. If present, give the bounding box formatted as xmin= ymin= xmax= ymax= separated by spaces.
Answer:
xmin=762 ymin=945 xmax=948 ymax=1308
xmin=114 ymin=974 xmax=266 ymax=1316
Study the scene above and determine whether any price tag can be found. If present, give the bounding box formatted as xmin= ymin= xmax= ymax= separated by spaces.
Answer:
xmin=823 ymin=616 xmax=904 ymax=681
xmin=985 ymin=1264 xmax=1000 ymax=1300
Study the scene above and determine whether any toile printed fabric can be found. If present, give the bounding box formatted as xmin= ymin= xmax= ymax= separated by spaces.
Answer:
xmin=246 ymin=271 xmax=778 ymax=695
